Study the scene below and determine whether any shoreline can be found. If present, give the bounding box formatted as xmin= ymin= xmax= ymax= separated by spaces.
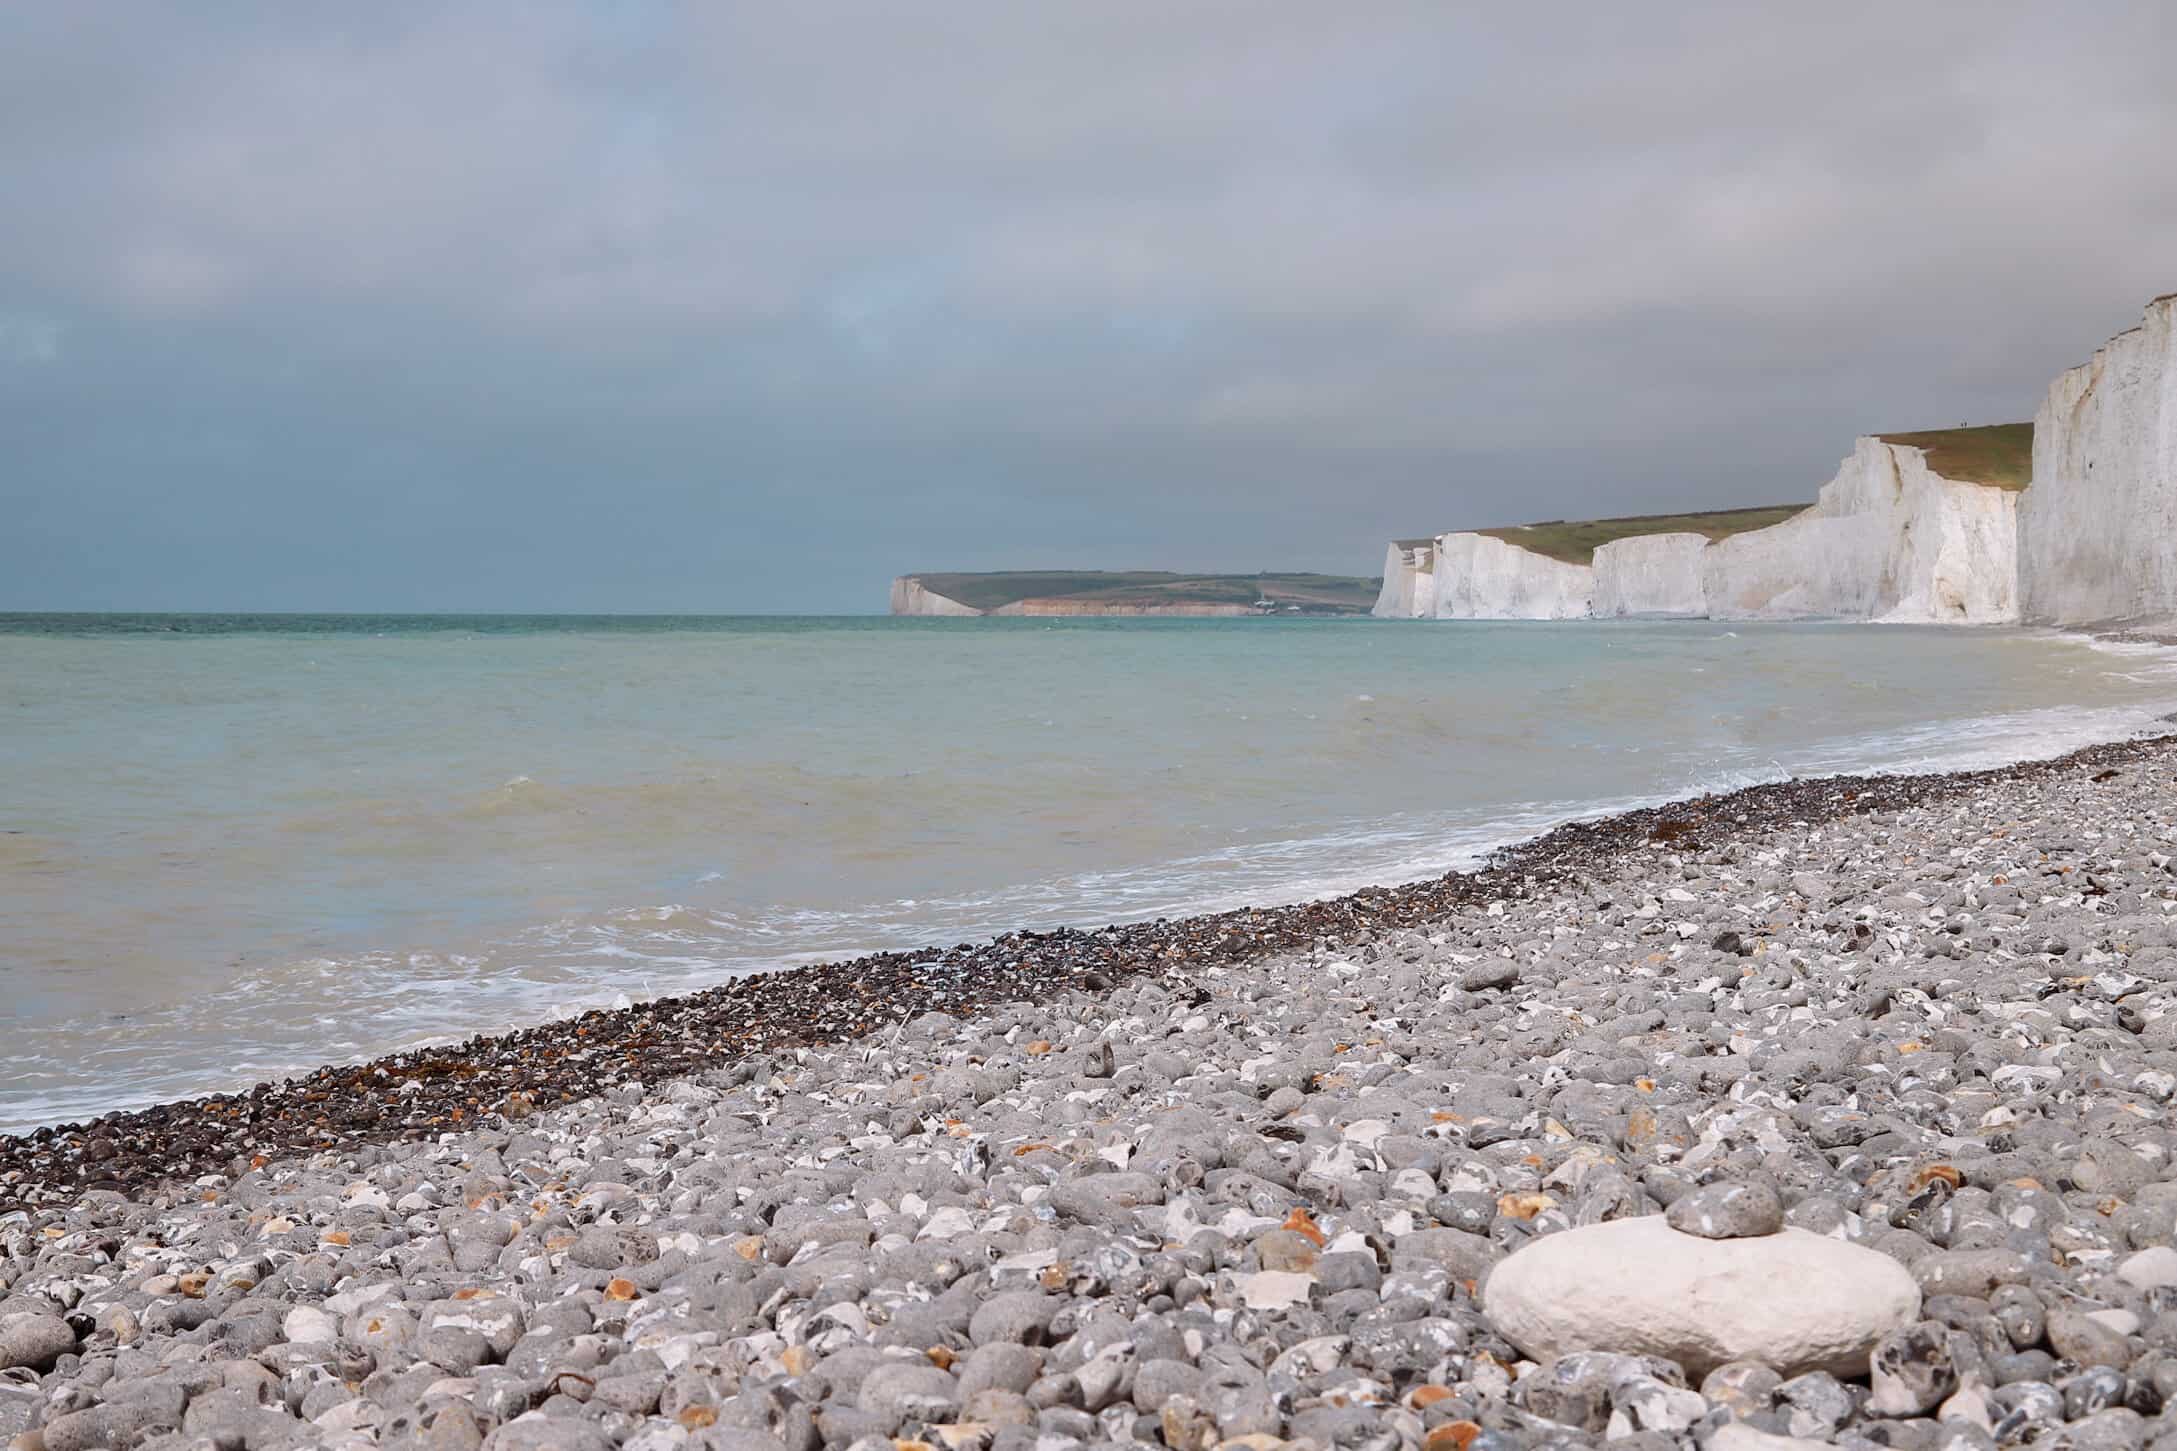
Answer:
xmin=3 ymin=725 xmax=2176 ymax=1449
xmin=5 ymin=728 xmax=2172 ymax=1217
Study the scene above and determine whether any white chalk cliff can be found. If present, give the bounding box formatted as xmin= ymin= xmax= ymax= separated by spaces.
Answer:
xmin=2018 ymin=295 xmax=2177 ymax=626
xmin=1371 ymin=540 xmax=1439 ymax=619
xmin=1373 ymin=292 xmax=2177 ymax=626
xmin=889 ymin=577 xmax=980 ymax=616
xmin=1591 ymin=532 xmax=1709 ymax=617
xmin=1705 ymin=438 xmax=2018 ymax=623
xmin=1427 ymin=532 xmax=1594 ymax=620
xmin=1381 ymin=439 xmax=2021 ymax=623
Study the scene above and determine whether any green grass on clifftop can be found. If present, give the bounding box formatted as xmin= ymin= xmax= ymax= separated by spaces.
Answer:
xmin=1475 ymin=504 xmax=1810 ymax=566
xmin=909 ymin=571 xmax=1381 ymax=613
xmin=1874 ymin=423 xmax=2033 ymax=490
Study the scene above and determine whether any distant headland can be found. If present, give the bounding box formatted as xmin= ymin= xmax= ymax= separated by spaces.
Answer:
xmin=890 ymin=571 xmax=1380 ymax=617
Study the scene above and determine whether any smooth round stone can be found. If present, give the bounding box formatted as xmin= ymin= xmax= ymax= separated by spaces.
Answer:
xmin=1708 ymin=1426 xmax=1839 ymax=1451
xmin=1666 ymin=1182 xmax=1785 ymax=1240
xmin=1482 ymin=1216 xmax=1921 ymax=1378
xmin=2047 ymin=1309 xmax=2132 ymax=1369
xmin=2120 ymin=1247 xmax=2177 ymax=1292
xmin=0 ymin=1312 xmax=77 ymax=1373
xmin=281 ymin=1307 xmax=339 ymax=1345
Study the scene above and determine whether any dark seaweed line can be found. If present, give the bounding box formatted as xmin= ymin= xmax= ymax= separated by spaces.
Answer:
xmin=4 ymin=734 xmax=2168 ymax=1216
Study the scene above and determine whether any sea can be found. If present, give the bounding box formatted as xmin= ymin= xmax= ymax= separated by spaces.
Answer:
xmin=5 ymin=612 xmax=2176 ymax=1134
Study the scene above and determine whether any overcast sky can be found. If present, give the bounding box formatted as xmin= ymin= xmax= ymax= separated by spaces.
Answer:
xmin=3 ymin=4 xmax=2173 ymax=612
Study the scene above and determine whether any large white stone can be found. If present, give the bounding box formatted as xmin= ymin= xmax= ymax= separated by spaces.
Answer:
xmin=1371 ymin=538 xmax=1440 ymax=618
xmin=1592 ymin=532 xmax=1709 ymax=617
xmin=1703 ymin=438 xmax=2017 ymax=623
xmin=1481 ymin=1216 xmax=1921 ymax=1378
xmin=1429 ymin=532 xmax=1594 ymax=620
xmin=1234 ymin=1271 xmax=1315 ymax=1310
xmin=2019 ymin=294 xmax=2177 ymax=626
xmin=281 ymin=1306 xmax=339 ymax=1345
xmin=1707 ymin=1426 xmax=1838 ymax=1451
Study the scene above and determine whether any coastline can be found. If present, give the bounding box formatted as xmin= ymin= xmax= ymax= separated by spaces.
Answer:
xmin=3 ymin=724 xmax=2176 ymax=1448
xmin=5 ymin=727 xmax=2171 ymax=1217
xmin=11 ymin=614 xmax=2176 ymax=1134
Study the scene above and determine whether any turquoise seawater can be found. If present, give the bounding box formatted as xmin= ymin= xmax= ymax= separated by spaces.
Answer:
xmin=5 ymin=613 xmax=2176 ymax=1131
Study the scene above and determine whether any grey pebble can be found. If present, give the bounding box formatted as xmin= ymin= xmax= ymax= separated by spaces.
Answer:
xmin=1664 ymin=1180 xmax=1784 ymax=1239
xmin=1459 ymin=960 xmax=1521 ymax=992
xmin=5 ymin=748 xmax=2177 ymax=1451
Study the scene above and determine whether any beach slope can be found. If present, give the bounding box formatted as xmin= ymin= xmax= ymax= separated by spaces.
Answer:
xmin=5 ymin=737 xmax=2177 ymax=1446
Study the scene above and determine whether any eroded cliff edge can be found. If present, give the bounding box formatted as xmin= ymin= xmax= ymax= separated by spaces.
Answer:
xmin=1372 ymin=540 xmax=1439 ymax=619
xmin=1430 ymin=533 xmax=1593 ymax=619
xmin=2019 ymin=294 xmax=2177 ymax=627
xmin=1705 ymin=437 xmax=2019 ymax=623
xmin=889 ymin=576 xmax=981 ymax=616
xmin=1377 ymin=427 xmax=2031 ymax=624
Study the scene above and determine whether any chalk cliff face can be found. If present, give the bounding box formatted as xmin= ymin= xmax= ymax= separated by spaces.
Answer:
xmin=1881 ymin=456 xmax=2020 ymax=623
xmin=1381 ymin=436 xmax=2019 ymax=624
xmin=889 ymin=577 xmax=981 ymax=616
xmin=2019 ymin=296 xmax=2177 ymax=626
xmin=1700 ymin=504 xmax=1882 ymax=621
xmin=1371 ymin=540 xmax=1439 ymax=619
xmin=1591 ymin=533 xmax=1708 ymax=617
xmin=1704 ymin=439 xmax=2017 ymax=623
xmin=1429 ymin=533 xmax=1593 ymax=620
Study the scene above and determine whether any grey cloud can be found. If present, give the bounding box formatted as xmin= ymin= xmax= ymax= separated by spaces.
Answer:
xmin=1 ymin=3 xmax=2172 ymax=611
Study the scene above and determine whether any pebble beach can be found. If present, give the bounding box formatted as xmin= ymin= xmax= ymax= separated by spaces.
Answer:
xmin=8 ymin=733 xmax=2177 ymax=1451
